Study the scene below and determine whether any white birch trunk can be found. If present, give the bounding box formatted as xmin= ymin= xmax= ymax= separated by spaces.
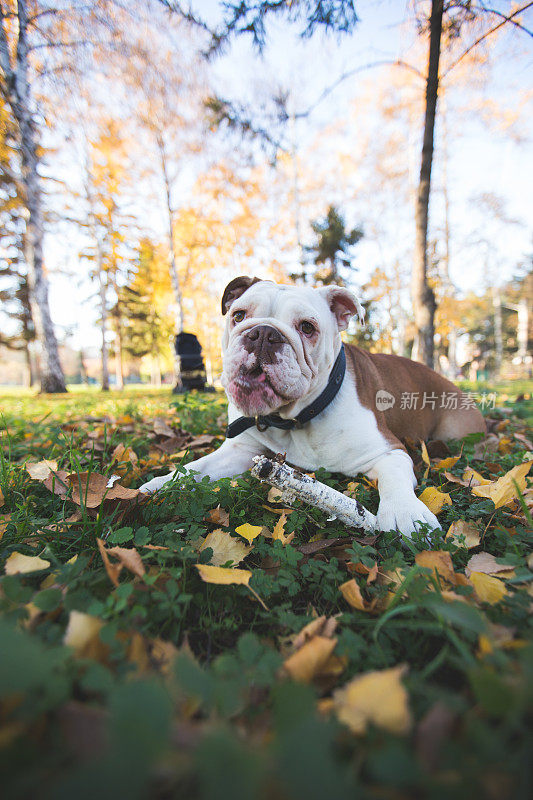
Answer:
xmin=251 ymin=456 xmax=377 ymax=532
xmin=0 ymin=1 xmax=66 ymax=393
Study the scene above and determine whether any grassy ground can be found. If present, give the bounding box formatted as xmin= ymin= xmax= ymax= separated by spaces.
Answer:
xmin=0 ymin=384 xmax=532 ymax=799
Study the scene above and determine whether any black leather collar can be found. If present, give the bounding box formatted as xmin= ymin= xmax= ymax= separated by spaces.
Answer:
xmin=226 ymin=345 xmax=346 ymax=439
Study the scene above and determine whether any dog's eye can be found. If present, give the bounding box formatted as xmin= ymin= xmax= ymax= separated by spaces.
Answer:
xmin=233 ymin=310 xmax=246 ymax=323
xmin=299 ymin=320 xmax=315 ymax=336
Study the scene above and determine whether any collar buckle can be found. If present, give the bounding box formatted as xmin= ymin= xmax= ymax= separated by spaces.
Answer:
xmin=255 ymin=416 xmax=268 ymax=432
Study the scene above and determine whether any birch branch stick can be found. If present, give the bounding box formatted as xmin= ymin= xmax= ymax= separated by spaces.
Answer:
xmin=251 ymin=455 xmax=377 ymax=532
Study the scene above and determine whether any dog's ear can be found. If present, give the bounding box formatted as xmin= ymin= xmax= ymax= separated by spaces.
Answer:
xmin=221 ymin=276 xmax=262 ymax=315
xmin=319 ymin=286 xmax=365 ymax=331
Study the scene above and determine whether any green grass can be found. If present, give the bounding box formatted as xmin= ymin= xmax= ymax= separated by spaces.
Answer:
xmin=1 ymin=386 xmax=532 ymax=799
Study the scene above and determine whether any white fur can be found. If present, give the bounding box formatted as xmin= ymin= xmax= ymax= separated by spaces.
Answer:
xmin=140 ymin=282 xmax=440 ymax=539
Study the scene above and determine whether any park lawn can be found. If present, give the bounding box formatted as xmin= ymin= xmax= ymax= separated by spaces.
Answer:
xmin=0 ymin=384 xmax=532 ymax=799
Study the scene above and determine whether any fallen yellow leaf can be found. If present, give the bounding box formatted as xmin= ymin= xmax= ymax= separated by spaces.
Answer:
xmin=195 ymin=564 xmax=252 ymax=586
xmin=25 ymin=459 xmax=59 ymax=481
xmin=470 ymin=571 xmax=508 ymax=604
xmin=0 ymin=513 xmax=11 ymax=540
xmin=333 ymin=665 xmax=411 ymax=735
xmin=283 ymin=635 xmax=337 ymax=683
xmin=339 ymin=578 xmax=368 ymax=611
xmin=471 ymin=461 xmax=532 ymax=508
xmin=5 ymin=552 xmax=51 ymax=575
xmin=200 ymin=529 xmax=251 ymax=566
xmin=272 ymin=513 xmax=295 ymax=545
xmin=0 ymin=487 xmax=4 ymax=507
xmin=63 ymin=611 xmax=104 ymax=655
xmin=446 ymin=520 xmax=481 ymax=549
xmin=415 ymin=550 xmax=455 ymax=584
xmin=418 ymin=487 xmax=452 ymax=514
xmin=235 ymin=523 xmax=263 ymax=543
xmin=433 ymin=456 xmax=460 ymax=470
xmin=463 ymin=467 xmax=491 ymax=487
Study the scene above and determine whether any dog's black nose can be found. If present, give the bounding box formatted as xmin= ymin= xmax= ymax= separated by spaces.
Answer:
xmin=245 ymin=325 xmax=286 ymax=346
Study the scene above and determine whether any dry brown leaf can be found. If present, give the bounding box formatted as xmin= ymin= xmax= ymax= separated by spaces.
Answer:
xmin=106 ymin=545 xmax=145 ymax=579
xmin=514 ymin=432 xmax=533 ymax=450
xmin=332 ymin=665 xmax=411 ymax=735
xmin=471 ymin=461 xmax=532 ymax=509
xmin=415 ymin=550 xmax=455 ymax=584
xmin=205 ymin=505 xmax=230 ymax=527
xmin=67 ymin=472 xmax=139 ymax=508
xmin=153 ymin=417 xmax=175 ymax=438
xmin=188 ymin=434 xmax=216 ymax=449
xmin=465 ymin=552 xmax=515 ymax=578
xmin=200 ymin=529 xmax=251 ymax=566
xmin=472 ymin=434 xmax=500 ymax=460
xmin=43 ymin=469 xmax=70 ymax=498
xmin=283 ymin=635 xmax=337 ymax=683
xmin=155 ymin=434 xmax=191 ymax=455
xmin=445 ymin=520 xmax=481 ymax=549
xmin=443 ymin=471 xmax=470 ymax=487
xmin=0 ymin=487 xmax=4 ymax=508
xmin=97 ymin=538 xmax=122 ymax=587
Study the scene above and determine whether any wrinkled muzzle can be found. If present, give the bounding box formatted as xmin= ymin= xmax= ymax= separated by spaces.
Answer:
xmin=223 ymin=324 xmax=311 ymax=416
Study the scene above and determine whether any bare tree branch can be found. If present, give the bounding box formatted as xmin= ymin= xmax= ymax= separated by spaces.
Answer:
xmin=295 ymin=59 xmax=425 ymax=119
xmin=443 ymin=1 xmax=533 ymax=75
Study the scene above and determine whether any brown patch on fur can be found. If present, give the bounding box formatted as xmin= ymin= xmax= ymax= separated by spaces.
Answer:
xmin=221 ymin=276 xmax=263 ymax=315
xmin=344 ymin=345 xmax=486 ymax=445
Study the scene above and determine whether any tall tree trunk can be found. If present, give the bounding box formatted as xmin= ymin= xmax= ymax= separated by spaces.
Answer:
xmin=0 ymin=2 xmax=66 ymax=393
xmin=156 ymin=134 xmax=184 ymax=331
xmin=441 ymin=105 xmax=457 ymax=379
xmin=113 ymin=306 xmax=124 ymax=390
xmin=516 ymin=298 xmax=528 ymax=361
xmin=24 ymin=340 xmax=35 ymax=387
xmin=156 ymin=134 xmax=184 ymax=392
xmin=411 ymin=0 xmax=443 ymax=368
xmin=78 ymin=349 xmax=89 ymax=385
xmin=98 ymin=259 xmax=110 ymax=391
xmin=492 ymin=287 xmax=503 ymax=377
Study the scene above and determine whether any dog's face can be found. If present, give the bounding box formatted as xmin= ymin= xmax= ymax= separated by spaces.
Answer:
xmin=220 ymin=277 xmax=364 ymax=417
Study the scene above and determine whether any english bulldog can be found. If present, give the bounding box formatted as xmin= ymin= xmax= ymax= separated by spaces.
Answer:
xmin=140 ymin=277 xmax=486 ymax=538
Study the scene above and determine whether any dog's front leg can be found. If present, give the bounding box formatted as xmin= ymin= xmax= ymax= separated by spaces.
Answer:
xmin=138 ymin=436 xmax=264 ymax=494
xmin=367 ymin=449 xmax=440 ymax=538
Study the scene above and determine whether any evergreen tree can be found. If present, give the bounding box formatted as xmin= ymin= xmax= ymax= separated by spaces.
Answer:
xmin=120 ymin=239 xmax=175 ymax=384
xmin=307 ymin=205 xmax=363 ymax=286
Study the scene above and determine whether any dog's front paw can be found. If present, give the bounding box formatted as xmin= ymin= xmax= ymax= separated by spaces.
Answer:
xmin=138 ymin=472 xmax=175 ymax=494
xmin=376 ymin=496 xmax=441 ymax=539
